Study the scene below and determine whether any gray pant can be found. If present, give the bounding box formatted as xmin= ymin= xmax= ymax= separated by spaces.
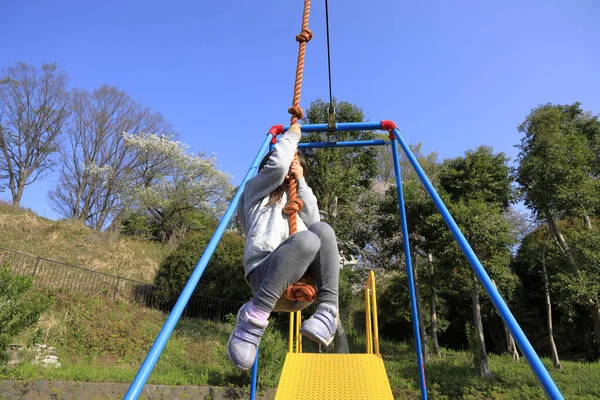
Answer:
xmin=247 ymin=222 xmax=340 ymax=313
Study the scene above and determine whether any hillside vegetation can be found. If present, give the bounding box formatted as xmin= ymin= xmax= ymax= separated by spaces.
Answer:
xmin=0 ymin=202 xmax=168 ymax=282
xmin=0 ymin=201 xmax=598 ymax=398
xmin=1 ymin=287 xmax=599 ymax=399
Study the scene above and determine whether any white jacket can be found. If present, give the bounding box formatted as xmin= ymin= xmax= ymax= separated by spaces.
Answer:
xmin=238 ymin=129 xmax=320 ymax=277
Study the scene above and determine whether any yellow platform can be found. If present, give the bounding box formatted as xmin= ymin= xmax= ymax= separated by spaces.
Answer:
xmin=274 ymin=353 xmax=394 ymax=400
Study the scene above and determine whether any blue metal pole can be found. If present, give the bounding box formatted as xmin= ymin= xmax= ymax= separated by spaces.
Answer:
xmin=249 ymin=346 xmax=259 ymax=400
xmin=390 ymin=139 xmax=428 ymax=400
xmin=283 ymin=121 xmax=383 ymax=132
xmin=298 ymin=139 xmax=389 ymax=149
xmin=124 ymin=134 xmax=273 ymax=400
xmin=392 ymin=129 xmax=564 ymax=400
xmin=249 ymin=137 xmax=278 ymax=400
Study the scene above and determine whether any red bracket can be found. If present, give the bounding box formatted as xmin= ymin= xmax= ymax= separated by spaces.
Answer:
xmin=381 ymin=120 xmax=397 ymax=131
xmin=268 ymin=125 xmax=284 ymax=135
xmin=268 ymin=124 xmax=284 ymax=144
xmin=381 ymin=120 xmax=398 ymax=140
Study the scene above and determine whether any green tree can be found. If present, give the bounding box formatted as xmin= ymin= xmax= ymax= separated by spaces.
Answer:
xmin=513 ymin=227 xmax=563 ymax=368
xmin=120 ymin=208 xmax=219 ymax=243
xmin=153 ymin=231 xmax=250 ymax=308
xmin=516 ymin=102 xmax=599 ymax=241
xmin=436 ymin=146 xmax=516 ymax=377
xmin=554 ymin=225 xmax=600 ymax=355
xmin=302 ymin=99 xmax=378 ymax=257
xmin=376 ymin=144 xmax=441 ymax=360
xmin=515 ymin=102 xmax=600 ymax=354
xmin=514 ymin=221 xmax=600 ymax=361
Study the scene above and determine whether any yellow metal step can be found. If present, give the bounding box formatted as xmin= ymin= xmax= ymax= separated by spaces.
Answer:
xmin=275 ymin=353 xmax=394 ymax=400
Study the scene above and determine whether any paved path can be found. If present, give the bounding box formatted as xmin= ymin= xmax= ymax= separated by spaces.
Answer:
xmin=0 ymin=380 xmax=276 ymax=400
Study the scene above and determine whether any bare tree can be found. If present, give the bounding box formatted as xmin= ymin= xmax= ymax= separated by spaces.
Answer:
xmin=48 ymin=85 xmax=171 ymax=229
xmin=0 ymin=62 xmax=69 ymax=206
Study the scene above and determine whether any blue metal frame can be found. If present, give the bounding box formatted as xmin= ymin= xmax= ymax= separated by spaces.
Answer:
xmin=390 ymin=137 xmax=428 ymax=399
xmin=250 ymin=346 xmax=259 ymax=400
xmin=284 ymin=121 xmax=383 ymax=132
xmin=126 ymin=122 xmax=564 ymax=400
xmin=248 ymin=137 xmax=281 ymax=399
xmin=298 ymin=139 xmax=389 ymax=148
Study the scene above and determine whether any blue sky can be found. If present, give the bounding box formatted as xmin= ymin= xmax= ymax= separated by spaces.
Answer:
xmin=2 ymin=0 xmax=599 ymax=220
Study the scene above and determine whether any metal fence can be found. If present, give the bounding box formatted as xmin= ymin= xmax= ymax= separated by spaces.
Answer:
xmin=0 ymin=247 xmax=244 ymax=322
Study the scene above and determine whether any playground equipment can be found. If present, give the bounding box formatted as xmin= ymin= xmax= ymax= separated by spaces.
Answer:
xmin=124 ymin=121 xmax=565 ymax=400
xmin=275 ymin=271 xmax=393 ymax=399
xmin=125 ymin=1 xmax=565 ymax=398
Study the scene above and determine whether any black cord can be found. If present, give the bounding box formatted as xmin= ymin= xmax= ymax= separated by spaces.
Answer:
xmin=325 ymin=0 xmax=336 ymax=131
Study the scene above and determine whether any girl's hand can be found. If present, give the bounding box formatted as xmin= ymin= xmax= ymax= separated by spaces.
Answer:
xmin=289 ymin=155 xmax=304 ymax=180
xmin=289 ymin=123 xmax=301 ymax=137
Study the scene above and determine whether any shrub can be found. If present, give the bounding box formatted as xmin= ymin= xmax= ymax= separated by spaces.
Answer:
xmin=0 ymin=267 xmax=50 ymax=362
xmin=378 ymin=274 xmax=414 ymax=340
xmin=153 ymin=231 xmax=251 ymax=309
xmin=121 ymin=209 xmax=219 ymax=245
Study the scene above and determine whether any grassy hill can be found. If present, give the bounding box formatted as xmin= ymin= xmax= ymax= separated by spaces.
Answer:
xmin=0 ymin=201 xmax=169 ymax=282
xmin=0 ymin=201 xmax=598 ymax=398
xmin=1 ymin=287 xmax=599 ymax=399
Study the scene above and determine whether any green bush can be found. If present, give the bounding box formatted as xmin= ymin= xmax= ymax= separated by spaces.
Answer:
xmin=338 ymin=267 xmax=364 ymax=341
xmin=378 ymin=274 xmax=414 ymax=341
xmin=120 ymin=208 xmax=219 ymax=244
xmin=0 ymin=267 xmax=50 ymax=362
xmin=119 ymin=211 xmax=153 ymax=240
xmin=153 ymin=231 xmax=251 ymax=307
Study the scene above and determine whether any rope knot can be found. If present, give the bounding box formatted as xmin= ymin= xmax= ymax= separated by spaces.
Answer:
xmin=288 ymin=106 xmax=305 ymax=121
xmin=283 ymin=197 xmax=304 ymax=215
xmin=295 ymin=28 xmax=313 ymax=43
xmin=284 ymin=276 xmax=317 ymax=302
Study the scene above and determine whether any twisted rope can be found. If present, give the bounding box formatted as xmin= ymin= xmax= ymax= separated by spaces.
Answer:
xmin=283 ymin=0 xmax=317 ymax=304
xmin=288 ymin=0 xmax=312 ymax=125
xmin=283 ymin=177 xmax=303 ymax=233
xmin=286 ymin=0 xmax=312 ymax=239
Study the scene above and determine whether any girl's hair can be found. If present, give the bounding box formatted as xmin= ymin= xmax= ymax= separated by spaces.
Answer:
xmin=259 ymin=150 xmax=308 ymax=205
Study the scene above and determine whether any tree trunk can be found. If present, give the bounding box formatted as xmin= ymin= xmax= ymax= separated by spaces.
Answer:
xmin=541 ymin=235 xmax=561 ymax=369
xmin=7 ymin=177 xmax=17 ymax=206
xmin=412 ymin=249 xmax=429 ymax=362
xmin=584 ymin=215 xmax=592 ymax=230
xmin=428 ymin=254 xmax=441 ymax=356
xmin=582 ymin=213 xmax=598 ymax=355
xmin=506 ymin=328 xmax=519 ymax=361
xmin=492 ymin=279 xmax=519 ymax=361
xmin=543 ymin=208 xmax=577 ymax=273
xmin=12 ymin=173 xmax=27 ymax=207
xmin=328 ymin=195 xmax=338 ymax=229
xmin=12 ymin=191 xmax=22 ymax=207
xmin=472 ymin=273 xmax=491 ymax=377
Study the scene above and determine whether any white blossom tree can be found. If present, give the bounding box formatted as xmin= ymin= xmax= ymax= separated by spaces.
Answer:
xmin=121 ymin=132 xmax=233 ymax=243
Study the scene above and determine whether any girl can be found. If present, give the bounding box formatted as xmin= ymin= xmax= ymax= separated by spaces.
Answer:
xmin=228 ymin=123 xmax=341 ymax=371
